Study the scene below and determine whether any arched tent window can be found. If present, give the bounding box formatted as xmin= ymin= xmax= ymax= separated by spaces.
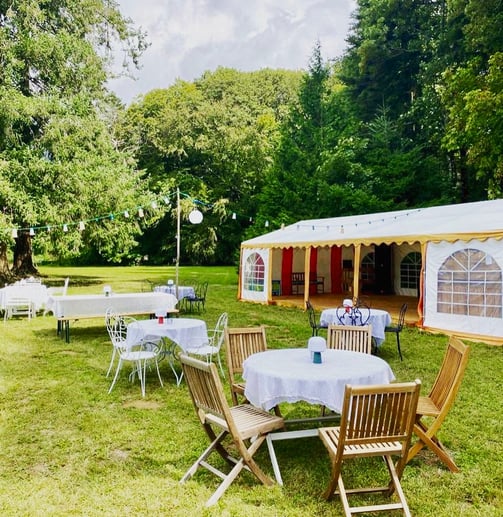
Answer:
xmin=244 ymin=252 xmax=265 ymax=292
xmin=361 ymin=252 xmax=375 ymax=292
xmin=400 ymin=252 xmax=421 ymax=291
xmin=437 ymin=248 xmax=502 ymax=318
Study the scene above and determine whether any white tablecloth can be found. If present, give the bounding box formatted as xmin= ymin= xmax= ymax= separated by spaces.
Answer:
xmin=243 ymin=348 xmax=395 ymax=413
xmin=0 ymin=284 xmax=49 ymax=312
xmin=126 ymin=317 xmax=208 ymax=352
xmin=154 ymin=285 xmax=195 ymax=299
xmin=45 ymin=292 xmax=178 ymax=319
xmin=320 ymin=308 xmax=392 ymax=345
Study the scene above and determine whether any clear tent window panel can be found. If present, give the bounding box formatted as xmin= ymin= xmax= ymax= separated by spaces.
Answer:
xmin=400 ymin=251 xmax=422 ymax=290
xmin=361 ymin=252 xmax=375 ymax=284
xmin=244 ymin=252 xmax=265 ymax=292
xmin=437 ymin=248 xmax=502 ymax=318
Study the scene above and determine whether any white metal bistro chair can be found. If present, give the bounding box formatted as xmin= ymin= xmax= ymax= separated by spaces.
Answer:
xmin=106 ymin=312 xmax=163 ymax=397
xmin=184 ymin=312 xmax=228 ymax=377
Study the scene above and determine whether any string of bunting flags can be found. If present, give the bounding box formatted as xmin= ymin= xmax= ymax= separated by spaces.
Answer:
xmin=5 ymin=190 xmax=423 ymax=238
xmin=5 ymin=190 xmax=260 ymax=238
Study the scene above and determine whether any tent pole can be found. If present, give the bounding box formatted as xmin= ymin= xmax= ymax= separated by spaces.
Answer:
xmin=353 ymin=244 xmax=361 ymax=301
xmin=304 ymin=246 xmax=311 ymax=306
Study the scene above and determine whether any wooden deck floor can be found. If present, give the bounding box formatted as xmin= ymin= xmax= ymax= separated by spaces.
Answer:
xmin=271 ymin=294 xmax=420 ymax=326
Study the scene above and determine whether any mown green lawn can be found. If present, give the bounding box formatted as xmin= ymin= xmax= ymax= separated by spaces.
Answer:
xmin=0 ymin=265 xmax=502 ymax=516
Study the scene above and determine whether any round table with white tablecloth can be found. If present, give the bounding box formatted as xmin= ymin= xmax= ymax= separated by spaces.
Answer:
xmin=319 ymin=308 xmax=392 ymax=345
xmin=126 ymin=317 xmax=208 ymax=386
xmin=243 ymin=348 xmax=395 ymax=413
xmin=126 ymin=317 xmax=207 ymax=351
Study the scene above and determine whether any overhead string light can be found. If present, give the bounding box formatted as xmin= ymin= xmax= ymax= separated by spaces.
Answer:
xmin=292 ymin=208 xmax=424 ymax=232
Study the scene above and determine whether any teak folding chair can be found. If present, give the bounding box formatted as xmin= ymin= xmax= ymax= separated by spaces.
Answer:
xmin=326 ymin=324 xmax=373 ymax=354
xmin=407 ymin=336 xmax=470 ymax=472
xmin=319 ymin=381 xmax=421 ymax=516
xmin=179 ymin=355 xmax=284 ymax=507
xmin=224 ymin=326 xmax=268 ymax=406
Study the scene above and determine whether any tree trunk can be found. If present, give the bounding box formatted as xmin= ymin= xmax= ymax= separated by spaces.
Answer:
xmin=0 ymin=242 xmax=14 ymax=286
xmin=12 ymin=232 xmax=39 ymax=276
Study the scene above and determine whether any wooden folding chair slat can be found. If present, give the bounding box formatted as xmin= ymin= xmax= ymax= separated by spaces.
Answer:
xmin=326 ymin=324 xmax=373 ymax=354
xmin=179 ymin=354 xmax=284 ymax=507
xmin=407 ymin=336 xmax=470 ymax=472
xmin=319 ymin=381 xmax=421 ymax=516
xmin=224 ymin=326 xmax=268 ymax=406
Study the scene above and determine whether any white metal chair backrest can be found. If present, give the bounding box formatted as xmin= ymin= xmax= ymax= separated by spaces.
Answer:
xmin=211 ymin=312 xmax=229 ymax=350
xmin=105 ymin=309 xmax=136 ymax=350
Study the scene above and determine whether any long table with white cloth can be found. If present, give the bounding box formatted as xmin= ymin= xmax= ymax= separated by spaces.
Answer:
xmin=46 ymin=292 xmax=178 ymax=342
xmin=0 ymin=283 xmax=49 ymax=314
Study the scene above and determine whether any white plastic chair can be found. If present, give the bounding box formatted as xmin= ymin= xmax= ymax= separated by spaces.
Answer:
xmin=185 ymin=312 xmax=228 ymax=377
xmin=47 ymin=277 xmax=69 ymax=297
xmin=4 ymin=297 xmax=35 ymax=321
xmin=44 ymin=277 xmax=69 ymax=315
xmin=106 ymin=312 xmax=163 ymax=397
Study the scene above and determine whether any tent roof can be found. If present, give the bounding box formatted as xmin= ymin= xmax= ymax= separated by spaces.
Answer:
xmin=241 ymin=199 xmax=503 ymax=249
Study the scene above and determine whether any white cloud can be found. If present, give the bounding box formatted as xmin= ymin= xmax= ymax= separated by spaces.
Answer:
xmin=108 ymin=0 xmax=357 ymax=104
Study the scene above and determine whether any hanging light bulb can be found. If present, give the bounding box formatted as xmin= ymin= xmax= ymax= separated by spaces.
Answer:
xmin=265 ymin=220 xmax=269 ymax=227
xmin=138 ymin=208 xmax=144 ymax=218
xmin=188 ymin=208 xmax=203 ymax=224
xmin=29 ymin=228 xmax=35 ymax=236
xmin=163 ymin=196 xmax=170 ymax=205
xmin=78 ymin=221 xmax=85 ymax=231
xmin=151 ymin=201 xmax=157 ymax=209
xmin=47 ymin=225 xmax=52 ymax=232
xmin=232 ymin=212 xmax=237 ymax=220
xmin=11 ymin=228 xmax=18 ymax=238
xmin=123 ymin=210 xmax=129 ymax=218
xmin=63 ymin=224 xmax=68 ymax=232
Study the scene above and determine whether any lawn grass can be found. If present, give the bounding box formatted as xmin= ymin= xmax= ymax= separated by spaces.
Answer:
xmin=0 ymin=265 xmax=502 ymax=516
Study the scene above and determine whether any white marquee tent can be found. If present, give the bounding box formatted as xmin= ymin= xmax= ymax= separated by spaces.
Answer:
xmin=239 ymin=199 xmax=503 ymax=345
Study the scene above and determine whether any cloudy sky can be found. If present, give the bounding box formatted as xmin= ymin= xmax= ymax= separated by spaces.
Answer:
xmin=108 ymin=0 xmax=357 ymax=105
